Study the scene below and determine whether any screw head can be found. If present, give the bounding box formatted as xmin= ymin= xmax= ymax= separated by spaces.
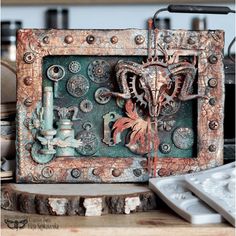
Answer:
xmin=208 ymin=78 xmax=218 ymax=88
xmin=209 ymin=120 xmax=219 ymax=130
xmin=23 ymin=52 xmax=35 ymax=64
xmin=86 ymin=35 xmax=95 ymax=44
xmin=71 ymin=168 xmax=81 ymax=178
xmin=140 ymin=160 xmax=147 ymax=168
xmin=92 ymin=169 xmax=99 ymax=176
xmin=43 ymin=36 xmax=49 ymax=44
xmin=135 ymin=35 xmax=145 ymax=45
xmin=158 ymin=168 xmax=171 ymax=177
xmin=24 ymin=97 xmax=33 ymax=107
xmin=112 ymin=169 xmax=121 ymax=177
xmin=159 ymin=143 xmax=171 ymax=154
xmin=64 ymin=35 xmax=74 ymax=44
xmin=163 ymin=35 xmax=172 ymax=43
xmin=24 ymin=77 xmax=33 ymax=86
xmin=133 ymin=169 xmax=142 ymax=177
xmin=208 ymin=54 xmax=218 ymax=64
xmin=209 ymin=144 xmax=217 ymax=152
xmin=188 ymin=37 xmax=196 ymax=45
xmin=110 ymin=36 xmax=118 ymax=44
xmin=209 ymin=98 xmax=216 ymax=106
xmin=25 ymin=142 xmax=33 ymax=151
xmin=42 ymin=166 xmax=54 ymax=178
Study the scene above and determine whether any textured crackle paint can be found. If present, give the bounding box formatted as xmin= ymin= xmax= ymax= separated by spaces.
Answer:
xmin=48 ymin=198 xmax=68 ymax=215
xmin=124 ymin=197 xmax=141 ymax=214
xmin=83 ymin=198 xmax=103 ymax=216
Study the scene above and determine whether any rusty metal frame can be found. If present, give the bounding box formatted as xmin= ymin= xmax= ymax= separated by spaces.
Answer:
xmin=16 ymin=29 xmax=224 ymax=183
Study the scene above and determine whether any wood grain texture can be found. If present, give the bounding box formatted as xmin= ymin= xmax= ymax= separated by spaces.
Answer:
xmin=1 ymin=183 xmax=158 ymax=216
xmin=2 ymin=0 xmax=234 ymax=5
xmin=1 ymin=209 xmax=234 ymax=236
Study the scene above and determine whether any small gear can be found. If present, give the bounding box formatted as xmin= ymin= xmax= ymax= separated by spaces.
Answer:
xmin=94 ymin=87 xmax=111 ymax=104
xmin=67 ymin=75 xmax=89 ymax=98
xmin=80 ymin=99 xmax=93 ymax=113
xmin=87 ymin=60 xmax=111 ymax=83
xmin=68 ymin=61 xmax=81 ymax=73
xmin=128 ymin=75 xmax=147 ymax=108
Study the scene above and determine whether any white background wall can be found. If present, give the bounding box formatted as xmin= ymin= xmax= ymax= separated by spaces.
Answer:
xmin=1 ymin=3 xmax=235 ymax=53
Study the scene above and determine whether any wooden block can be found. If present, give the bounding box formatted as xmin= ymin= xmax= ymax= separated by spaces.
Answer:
xmin=1 ymin=183 xmax=158 ymax=216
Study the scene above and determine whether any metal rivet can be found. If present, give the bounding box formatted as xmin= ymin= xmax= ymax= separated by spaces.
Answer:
xmin=140 ymin=160 xmax=147 ymax=168
xmin=64 ymin=35 xmax=73 ymax=44
xmin=110 ymin=36 xmax=118 ymax=44
xmin=209 ymin=98 xmax=216 ymax=106
xmin=24 ymin=77 xmax=33 ymax=86
xmin=209 ymin=120 xmax=219 ymax=130
xmin=25 ymin=142 xmax=32 ymax=151
xmin=188 ymin=37 xmax=196 ymax=45
xmin=43 ymin=36 xmax=49 ymax=44
xmin=42 ymin=166 xmax=54 ymax=178
xmin=158 ymin=168 xmax=171 ymax=177
xmin=92 ymin=169 xmax=99 ymax=176
xmin=159 ymin=143 xmax=171 ymax=154
xmin=86 ymin=35 xmax=95 ymax=44
xmin=71 ymin=168 xmax=81 ymax=178
xmin=163 ymin=35 xmax=172 ymax=43
xmin=24 ymin=97 xmax=33 ymax=107
xmin=133 ymin=169 xmax=142 ymax=177
xmin=135 ymin=35 xmax=145 ymax=45
xmin=23 ymin=52 xmax=35 ymax=64
xmin=208 ymin=54 xmax=218 ymax=64
xmin=209 ymin=144 xmax=217 ymax=152
xmin=208 ymin=78 xmax=218 ymax=88
xmin=112 ymin=169 xmax=121 ymax=177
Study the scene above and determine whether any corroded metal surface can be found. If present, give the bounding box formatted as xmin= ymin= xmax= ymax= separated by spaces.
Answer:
xmin=16 ymin=29 xmax=224 ymax=183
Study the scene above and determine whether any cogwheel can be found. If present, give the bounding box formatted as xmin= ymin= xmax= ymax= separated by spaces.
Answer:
xmin=128 ymin=75 xmax=147 ymax=108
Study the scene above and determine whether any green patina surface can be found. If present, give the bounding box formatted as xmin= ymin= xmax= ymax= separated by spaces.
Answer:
xmin=42 ymin=55 xmax=197 ymax=158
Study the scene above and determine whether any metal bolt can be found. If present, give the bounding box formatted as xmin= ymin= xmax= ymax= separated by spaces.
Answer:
xmin=110 ymin=36 xmax=118 ymax=44
xmin=86 ymin=35 xmax=95 ymax=44
xmin=158 ymin=168 xmax=170 ymax=177
xmin=208 ymin=54 xmax=218 ymax=64
xmin=25 ymin=142 xmax=32 ymax=151
xmin=42 ymin=166 xmax=54 ymax=178
xmin=24 ymin=97 xmax=33 ymax=107
xmin=133 ymin=169 xmax=142 ymax=177
xmin=209 ymin=120 xmax=219 ymax=130
xmin=208 ymin=78 xmax=218 ymax=88
xmin=23 ymin=52 xmax=35 ymax=64
xmin=140 ymin=160 xmax=147 ymax=168
xmin=135 ymin=35 xmax=145 ymax=45
xmin=64 ymin=35 xmax=74 ymax=44
xmin=71 ymin=168 xmax=81 ymax=178
xmin=43 ymin=36 xmax=49 ymax=44
xmin=188 ymin=37 xmax=196 ymax=45
xmin=209 ymin=98 xmax=216 ymax=106
xmin=112 ymin=169 xmax=121 ymax=177
xmin=209 ymin=144 xmax=217 ymax=152
xmin=92 ymin=169 xmax=99 ymax=176
xmin=24 ymin=77 xmax=33 ymax=86
xmin=163 ymin=35 xmax=172 ymax=43
xmin=159 ymin=143 xmax=171 ymax=154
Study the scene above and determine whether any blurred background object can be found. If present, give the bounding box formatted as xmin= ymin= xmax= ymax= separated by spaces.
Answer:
xmin=1 ymin=21 xmax=22 ymax=61
xmin=191 ymin=17 xmax=207 ymax=30
xmin=45 ymin=8 xmax=68 ymax=29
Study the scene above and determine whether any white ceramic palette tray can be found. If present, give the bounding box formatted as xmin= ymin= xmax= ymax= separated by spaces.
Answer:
xmin=149 ymin=162 xmax=236 ymax=226
xmin=185 ymin=162 xmax=235 ymax=227
xmin=149 ymin=174 xmax=223 ymax=225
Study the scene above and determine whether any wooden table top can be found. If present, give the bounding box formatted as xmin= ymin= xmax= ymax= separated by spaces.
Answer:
xmin=1 ymin=208 xmax=234 ymax=236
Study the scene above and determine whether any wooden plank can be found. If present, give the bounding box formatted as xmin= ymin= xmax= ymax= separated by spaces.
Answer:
xmin=1 ymin=209 xmax=234 ymax=236
xmin=1 ymin=183 xmax=158 ymax=216
xmin=1 ymin=0 xmax=234 ymax=5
